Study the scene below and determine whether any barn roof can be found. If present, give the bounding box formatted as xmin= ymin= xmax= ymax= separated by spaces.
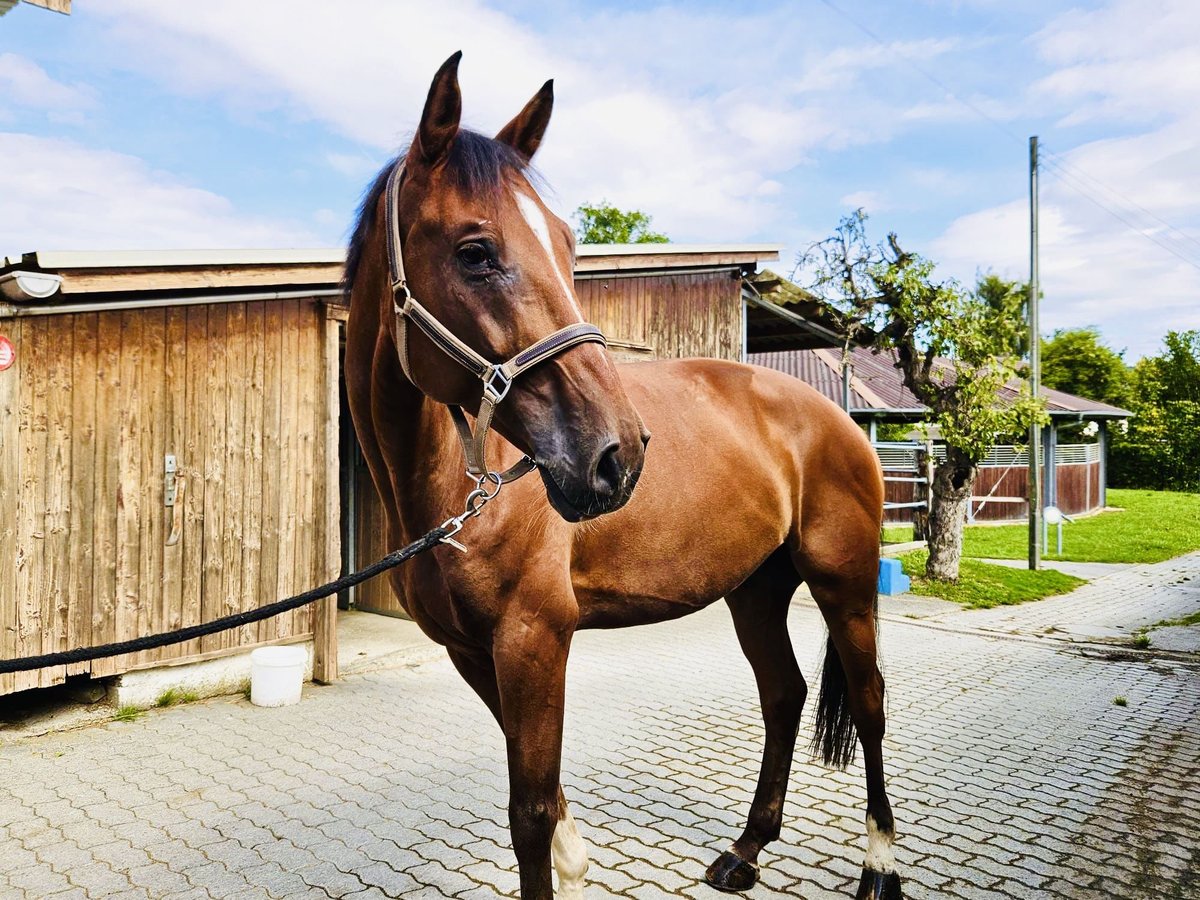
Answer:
xmin=751 ymin=344 xmax=1133 ymax=419
xmin=0 ymin=244 xmax=780 ymax=299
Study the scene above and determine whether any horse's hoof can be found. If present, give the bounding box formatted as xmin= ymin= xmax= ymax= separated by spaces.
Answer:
xmin=704 ymin=850 xmax=759 ymax=893
xmin=855 ymin=868 xmax=903 ymax=900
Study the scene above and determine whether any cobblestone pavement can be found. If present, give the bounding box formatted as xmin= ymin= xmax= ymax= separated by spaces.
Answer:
xmin=939 ymin=552 xmax=1200 ymax=643
xmin=2 ymin=555 xmax=1198 ymax=899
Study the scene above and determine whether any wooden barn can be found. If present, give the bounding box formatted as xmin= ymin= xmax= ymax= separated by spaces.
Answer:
xmin=0 ymin=243 xmax=777 ymax=697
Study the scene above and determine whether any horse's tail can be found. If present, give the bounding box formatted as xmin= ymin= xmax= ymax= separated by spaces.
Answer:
xmin=809 ymin=591 xmax=878 ymax=769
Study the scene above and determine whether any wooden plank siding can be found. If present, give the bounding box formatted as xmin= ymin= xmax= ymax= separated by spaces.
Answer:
xmin=18 ymin=318 xmax=52 ymax=689
xmin=274 ymin=300 xmax=301 ymax=640
xmin=575 ymin=269 xmax=743 ymax=362
xmin=349 ymin=455 xmax=395 ymax=615
xmin=0 ymin=320 xmax=19 ymax=695
xmin=160 ymin=309 xmax=187 ymax=657
xmin=0 ymin=297 xmax=335 ymax=696
xmin=314 ymin=309 xmax=342 ymax=683
xmin=882 ymin=460 xmax=1105 ymax=525
xmin=66 ymin=315 xmax=97 ymax=675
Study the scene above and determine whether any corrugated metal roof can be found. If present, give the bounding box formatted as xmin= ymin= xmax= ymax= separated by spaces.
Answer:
xmin=751 ymin=345 xmax=1133 ymax=418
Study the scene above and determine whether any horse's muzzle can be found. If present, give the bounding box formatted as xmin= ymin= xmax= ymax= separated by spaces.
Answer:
xmin=537 ymin=432 xmax=647 ymax=522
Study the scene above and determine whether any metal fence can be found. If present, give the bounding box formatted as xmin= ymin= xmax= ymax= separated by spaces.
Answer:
xmin=873 ymin=442 xmax=1103 ymax=524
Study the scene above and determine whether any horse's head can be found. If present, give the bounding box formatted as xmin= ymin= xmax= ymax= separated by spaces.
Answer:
xmin=383 ymin=52 xmax=648 ymax=521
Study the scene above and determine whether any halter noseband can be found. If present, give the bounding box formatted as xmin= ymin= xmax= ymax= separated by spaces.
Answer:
xmin=384 ymin=162 xmax=608 ymax=485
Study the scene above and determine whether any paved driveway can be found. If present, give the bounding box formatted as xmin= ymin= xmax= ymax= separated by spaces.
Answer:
xmin=2 ymin=555 xmax=1198 ymax=899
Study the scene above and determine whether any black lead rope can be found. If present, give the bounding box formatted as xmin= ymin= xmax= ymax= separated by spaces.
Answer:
xmin=0 ymin=526 xmax=450 ymax=676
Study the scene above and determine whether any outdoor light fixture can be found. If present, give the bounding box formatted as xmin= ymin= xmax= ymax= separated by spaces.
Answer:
xmin=0 ymin=270 xmax=63 ymax=301
xmin=1042 ymin=505 xmax=1074 ymax=556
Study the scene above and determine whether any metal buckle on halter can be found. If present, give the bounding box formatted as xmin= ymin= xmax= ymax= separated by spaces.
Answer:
xmin=392 ymin=279 xmax=411 ymax=304
xmin=483 ymin=366 xmax=513 ymax=404
xmin=437 ymin=471 xmax=504 ymax=553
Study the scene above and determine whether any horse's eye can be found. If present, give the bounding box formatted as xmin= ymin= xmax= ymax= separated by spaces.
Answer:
xmin=457 ymin=243 xmax=491 ymax=271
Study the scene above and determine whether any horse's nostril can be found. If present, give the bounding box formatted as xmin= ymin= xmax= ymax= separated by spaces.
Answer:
xmin=592 ymin=440 xmax=623 ymax=496
xmin=640 ymin=430 xmax=651 ymax=450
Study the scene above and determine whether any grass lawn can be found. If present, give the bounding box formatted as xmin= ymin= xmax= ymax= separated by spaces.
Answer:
xmin=884 ymin=489 xmax=1200 ymax=564
xmin=898 ymin=550 xmax=1085 ymax=609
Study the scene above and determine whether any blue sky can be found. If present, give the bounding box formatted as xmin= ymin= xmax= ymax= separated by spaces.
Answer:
xmin=2 ymin=0 xmax=1197 ymax=359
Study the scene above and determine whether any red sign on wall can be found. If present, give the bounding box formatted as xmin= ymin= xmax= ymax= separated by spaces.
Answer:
xmin=0 ymin=336 xmax=13 ymax=372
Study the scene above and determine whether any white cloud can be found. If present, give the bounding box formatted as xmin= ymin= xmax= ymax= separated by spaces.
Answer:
xmin=899 ymin=95 xmax=1021 ymax=125
xmin=787 ymin=37 xmax=961 ymax=94
xmin=311 ymin=208 xmax=342 ymax=228
xmin=95 ymin=1 xmax=567 ymax=147
xmin=840 ymin=190 xmax=888 ymax=213
xmin=932 ymin=170 xmax=1200 ymax=357
xmin=324 ymin=151 xmax=385 ymax=180
xmin=86 ymin=0 xmax=969 ymax=244
xmin=10 ymin=0 xmax=1193 ymax=361
xmin=931 ymin=0 xmax=1200 ymax=359
xmin=908 ymin=166 xmax=990 ymax=199
xmin=1032 ymin=0 xmax=1200 ymax=126
xmin=0 ymin=53 xmax=95 ymax=114
xmin=0 ymin=133 xmax=320 ymax=255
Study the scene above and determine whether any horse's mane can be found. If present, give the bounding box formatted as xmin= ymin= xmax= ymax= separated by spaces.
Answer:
xmin=342 ymin=129 xmax=532 ymax=295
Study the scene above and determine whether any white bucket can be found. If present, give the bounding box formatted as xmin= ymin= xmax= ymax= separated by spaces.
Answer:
xmin=249 ymin=646 xmax=307 ymax=708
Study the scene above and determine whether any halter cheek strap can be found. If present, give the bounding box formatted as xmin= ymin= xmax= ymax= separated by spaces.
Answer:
xmin=384 ymin=162 xmax=608 ymax=483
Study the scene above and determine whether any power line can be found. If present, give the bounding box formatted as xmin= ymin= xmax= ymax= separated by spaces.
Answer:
xmin=813 ymin=0 xmax=1200 ymax=273
xmin=1039 ymin=154 xmax=1200 ymax=267
xmin=812 ymin=0 xmax=1025 ymax=148
xmin=1041 ymin=158 xmax=1200 ymax=270
xmin=1040 ymin=146 xmax=1200 ymax=256
xmin=1039 ymin=155 xmax=1200 ymax=273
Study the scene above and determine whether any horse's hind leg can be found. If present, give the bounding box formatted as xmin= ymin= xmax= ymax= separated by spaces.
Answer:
xmin=705 ymin=548 xmax=807 ymax=893
xmin=805 ymin=562 xmax=902 ymax=900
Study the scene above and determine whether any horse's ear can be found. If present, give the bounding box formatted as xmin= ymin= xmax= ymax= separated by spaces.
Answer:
xmin=495 ymin=79 xmax=554 ymax=162
xmin=412 ymin=51 xmax=463 ymax=167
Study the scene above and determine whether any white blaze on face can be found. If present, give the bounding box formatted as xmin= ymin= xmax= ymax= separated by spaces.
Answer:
xmin=514 ymin=189 xmax=584 ymax=320
xmin=864 ymin=814 xmax=896 ymax=874
xmin=551 ymin=804 xmax=589 ymax=899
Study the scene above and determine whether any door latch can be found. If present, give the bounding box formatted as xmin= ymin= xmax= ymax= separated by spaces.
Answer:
xmin=165 ymin=454 xmax=178 ymax=507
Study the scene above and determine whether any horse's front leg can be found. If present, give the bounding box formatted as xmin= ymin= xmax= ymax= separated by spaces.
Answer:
xmin=449 ymin=645 xmax=589 ymax=898
xmin=493 ymin=599 xmax=578 ymax=900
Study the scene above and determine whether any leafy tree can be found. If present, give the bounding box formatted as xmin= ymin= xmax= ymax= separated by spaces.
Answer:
xmin=1110 ymin=330 xmax=1200 ymax=491
xmin=1156 ymin=330 xmax=1200 ymax=403
xmin=795 ymin=210 xmax=1045 ymax=581
xmin=1040 ymin=328 xmax=1131 ymax=408
xmin=574 ymin=201 xmax=669 ymax=244
xmin=976 ymin=274 xmax=1028 ymax=357
xmin=871 ymin=422 xmax=916 ymax=442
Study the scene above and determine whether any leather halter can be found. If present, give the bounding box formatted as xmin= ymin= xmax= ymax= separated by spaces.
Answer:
xmin=384 ymin=162 xmax=608 ymax=484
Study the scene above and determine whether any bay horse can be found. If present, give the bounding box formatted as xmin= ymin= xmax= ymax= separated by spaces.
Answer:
xmin=345 ymin=52 xmax=900 ymax=900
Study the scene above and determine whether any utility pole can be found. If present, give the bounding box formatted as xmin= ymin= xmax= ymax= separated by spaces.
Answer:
xmin=1028 ymin=136 xmax=1041 ymax=571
